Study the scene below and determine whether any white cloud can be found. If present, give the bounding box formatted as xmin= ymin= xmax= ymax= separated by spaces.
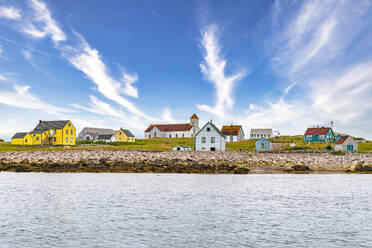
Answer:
xmin=161 ymin=106 xmax=176 ymax=123
xmin=0 ymin=44 xmax=2 ymax=54
xmin=0 ymin=84 xmax=72 ymax=114
xmin=121 ymin=71 xmax=139 ymax=98
xmin=0 ymin=6 xmax=21 ymax=20
xmin=22 ymin=0 xmax=66 ymax=44
xmin=0 ymin=74 xmax=7 ymax=82
xmin=197 ymin=25 xmax=247 ymax=118
xmin=72 ymin=95 xmax=127 ymax=119
xmin=62 ymin=32 xmax=148 ymax=119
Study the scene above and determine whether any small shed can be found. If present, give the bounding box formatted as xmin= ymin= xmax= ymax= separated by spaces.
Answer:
xmin=256 ymin=138 xmax=271 ymax=152
xmin=335 ymin=136 xmax=358 ymax=152
xmin=173 ymin=145 xmax=191 ymax=151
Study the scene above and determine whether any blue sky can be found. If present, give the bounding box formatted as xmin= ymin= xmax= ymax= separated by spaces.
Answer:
xmin=1 ymin=0 xmax=372 ymax=140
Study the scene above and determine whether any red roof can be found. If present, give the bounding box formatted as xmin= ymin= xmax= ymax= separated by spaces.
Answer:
xmin=304 ymin=127 xmax=331 ymax=136
xmin=335 ymin=136 xmax=348 ymax=144
xmin=145 ymin=123 xmax=193 ymax=132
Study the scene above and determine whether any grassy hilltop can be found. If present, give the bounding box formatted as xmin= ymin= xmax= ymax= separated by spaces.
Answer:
xmin=0 ymin=136 xmax=371 ymax=153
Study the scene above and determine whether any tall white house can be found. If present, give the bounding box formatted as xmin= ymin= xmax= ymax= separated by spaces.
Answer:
xmin=144 ymin=114 xmax=200 ymax=138
xmin=194 ymin=121 xmax=225 ymax=151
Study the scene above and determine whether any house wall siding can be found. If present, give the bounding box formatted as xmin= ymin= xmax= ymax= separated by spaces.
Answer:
xmin=195 ymin=123 xmax=225 ymax=151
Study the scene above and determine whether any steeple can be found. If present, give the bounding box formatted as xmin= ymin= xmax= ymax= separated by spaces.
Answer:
xmin=190 ymin=113 xmax=199 ymax=137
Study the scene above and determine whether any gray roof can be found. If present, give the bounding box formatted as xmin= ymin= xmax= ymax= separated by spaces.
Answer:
xmin=12 ymin=132 xmax=28 ymax=139
xmin=82 ymin=127 xmax=116 ymax=135
xmin=97 ymin=134 xmax=114 ymax=140
xmin=32 ymin=120 xmax=70 ymax=133
xmin=250 ymin=128 xmax=273 ymax=134
xmin=121 ymin=129 xmax=135 ymax=137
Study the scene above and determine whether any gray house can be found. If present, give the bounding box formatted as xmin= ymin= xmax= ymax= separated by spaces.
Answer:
xmin=194 ymin=121 xmax=225 ymax=151
xmin=335 ymin=136 xmax=358 ymax=152
xmin=77 ymin=127 xmax=115 ymax=141
xmin=250 ymin=128 xmax=273 ymax=139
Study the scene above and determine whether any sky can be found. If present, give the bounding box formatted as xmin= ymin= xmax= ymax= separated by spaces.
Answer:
xmin=0 ymin=0 xmax=372 ymax=140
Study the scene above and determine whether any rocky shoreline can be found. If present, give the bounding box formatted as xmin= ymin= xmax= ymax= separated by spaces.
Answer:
xmin=0 ymin=150 xmax=371 ymax=173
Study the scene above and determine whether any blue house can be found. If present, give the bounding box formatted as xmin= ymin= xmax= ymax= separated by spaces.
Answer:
xmin=256 ymin=138 xmax=271 ymax=152
xmin=304 ymin=127 xmax=335 ymax=143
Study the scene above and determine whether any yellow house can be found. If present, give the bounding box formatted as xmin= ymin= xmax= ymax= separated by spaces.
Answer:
xmin=11 ymin=120 xmax=76 ymax=146
xmin=114 ymin=128 xmax=135 ymax=142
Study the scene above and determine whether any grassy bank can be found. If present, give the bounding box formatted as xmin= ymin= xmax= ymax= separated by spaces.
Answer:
xmin=1 ymin=137 xmax=371 ymax=153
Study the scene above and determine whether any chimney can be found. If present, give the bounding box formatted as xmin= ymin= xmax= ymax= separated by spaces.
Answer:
xmin=210 ymin=119 xmax=213 ymax=123
xmin=39 ymin=120 xmax=42 ymax=124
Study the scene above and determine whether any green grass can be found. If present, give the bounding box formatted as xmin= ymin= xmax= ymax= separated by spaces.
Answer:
xmin=1 ymin=136 xmax=371 ymax=153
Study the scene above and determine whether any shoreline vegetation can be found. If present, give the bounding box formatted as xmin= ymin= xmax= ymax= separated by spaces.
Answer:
xmin=0 ymin=137 xmax=371 ymax=174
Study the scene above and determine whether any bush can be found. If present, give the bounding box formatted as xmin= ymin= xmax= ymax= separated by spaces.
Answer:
xmin=331 ymin=150 xmax=346 ymax=156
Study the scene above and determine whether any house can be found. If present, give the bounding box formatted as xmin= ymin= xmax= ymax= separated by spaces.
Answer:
xmin=172 ymin=145 xmax=191 ymax=151
xmin=77 ymin=127 xmax=116 ymax=141
xmin=335 ymin=136 xmax=358 ymax=152
xmin=96 ymin=134 xmax=116 ymax=143
xmin=194 ymin=121 xmax=225 ymax=151
xmin=221 ymin=125 xmax=245 ymax=142
xmin=250 ymin=129 xmax=273 ymax=139
xmin=115 ymin=128 xmax=135 ymax=142
xmin=11 ymin=120 xmax=76 ymax=146
xmin=0 ymin=139 xmax=4 ymax=142
xmin=144 ymin=113 xmax=199 ymax=139
xmin=256 ymin=138 xmax=271 ymax=152
xmin=304 ymin=127 xmax=335 ymax=143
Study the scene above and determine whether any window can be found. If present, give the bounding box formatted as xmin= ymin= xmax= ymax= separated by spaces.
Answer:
xmin=68 ymin=123 xmax=71 ymax=127
xmin=182 ymin=134 xmax=184 ymax=138
xmin=202 ymin=147 xmax=205 ymax=150
xmin=71 ymin=130 xmax=73 ymax=135
xmin=261 ymin=143 xmax=265 ymax=149
xmin=66 ymin=138 xmax=68 ymax=143
xmin=149 ymin=134 xmax=151 ymax=138
xmin=202 ymin=137 xmax=206 ymax=143
xmin=211 ymin=137 xmax=215 ymax=143
xmin=54 ymin=137 xmax=56 ymax=142
xmin=66 ymin=129 xmax=68 ymax=135
xmin=176 ymin=134 xmax=178 ymax=138
xmin=25 ymin=139 xmax=28 ymax=143
xmin=36 ymin=137 xmax=39 ymax=141
xmin=70 ymin=138 xmax=73 ymax=143
xmin=207 ymin=127 xmax=211 ymax=132
xmin=230 ymin=136 xmax=233 ymax=142
xmin=169 ymin=134 xmax=171 ymax=138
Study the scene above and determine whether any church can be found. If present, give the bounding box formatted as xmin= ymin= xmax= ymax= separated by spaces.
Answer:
xmin=144 ymin=114 xmax=200 ymax=138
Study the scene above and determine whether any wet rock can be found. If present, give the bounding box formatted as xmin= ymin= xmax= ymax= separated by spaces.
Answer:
xmin=284 ymin=164 xmax=311 ymax=173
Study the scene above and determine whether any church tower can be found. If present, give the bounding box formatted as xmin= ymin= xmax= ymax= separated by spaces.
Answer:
xmin=190 ymin=113 xmax=199 ymax=137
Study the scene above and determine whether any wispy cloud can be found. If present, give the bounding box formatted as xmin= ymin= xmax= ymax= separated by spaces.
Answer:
xmin=161 ymin=106 xmax=176 ymax=123
xmin=197 ymin=24 xmax=247 ymax=118
xmin=22 ymin=0 xmax=66 ymax=44
xmin=0 ymin=6 xmax=21 ymax=20
xmin=0 ymin=84 xmax=72 ymax=114
xmin=0 ymin=74 xmax=7 ymax=82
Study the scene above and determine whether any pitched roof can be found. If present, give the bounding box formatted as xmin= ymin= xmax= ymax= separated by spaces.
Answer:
xmin=196 ymin=122 xmax=224 ymax=137
xmin=190 ymin=113 xmax=199 ymax=119
xmin=12 ymin=132 xmax=28 ymax=139
xmin=120 ymin=129 xmax=135 ymax=137
xmin=32 ymin=120 xmax=70 ymax=133
xmin=221 ymin=125 xmax=242 ymax=136
xmin=145 ymin=123 xmax=193 ymax=132
xmin=335 ymin=135 xmax=349 ymax=144
xmin=97 ymin=134 xmax=114 ymax=140
xmin=250 ymin=128 xmax=272 ymax=134
xmin=304 ymin=127 xmax=331 ymax=136
xmin=83 ymin=127 xmax=116 ymax=135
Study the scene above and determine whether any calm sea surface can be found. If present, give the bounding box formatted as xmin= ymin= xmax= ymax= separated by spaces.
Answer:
xmin=0 ymin=173 xmax=371 ymax=247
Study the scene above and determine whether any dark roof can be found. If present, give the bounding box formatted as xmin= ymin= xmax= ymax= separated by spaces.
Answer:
xmin=121 ymin=129 xmax=134 ymax=137
xmin=82 ymin=127 xmax=115 ymax=135
xmin=97 ymin=134 xmax=114 ymax=140
xmin=32 ymin=120 xmax=70 ymax=133
xmin=305 ymin=127 xmax=331 ymax=136
xmin=221 ymin=125 xmax=242 ymax=136
xmin=145 ymin=123 xmax=193 ymax=132
xmin=12 ymin=132 xmax=28 ymax=139
xmin=335 ymin=135 xmax=349 ymax=144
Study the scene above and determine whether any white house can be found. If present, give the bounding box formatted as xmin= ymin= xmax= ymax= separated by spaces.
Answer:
xmin=221 ymin=125 xmax=245 ymax=142
xmin=194 ymin=121 xmax=225 ymax=151
xmin=335 ymin=136 xmax=358 ymax=152
xmin=144 ymin=113 xmax=200 ymax=139
xmin=77 ymin=127 xmax=116 ymax=141
xmin=250 ymin=128 xmax=273 ymax=139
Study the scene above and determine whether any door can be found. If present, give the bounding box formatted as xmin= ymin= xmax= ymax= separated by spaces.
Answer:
xmin=347 ymin=145 xmax=353 ymax=151
xmin=210 ymin=147 xmax=216 ymax=151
